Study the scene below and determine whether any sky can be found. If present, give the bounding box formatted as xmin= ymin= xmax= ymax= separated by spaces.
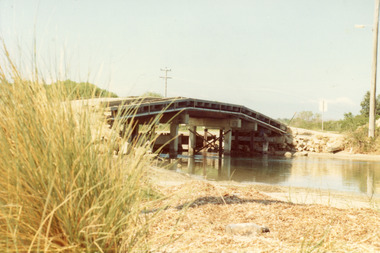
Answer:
xmin=0 ymin=0 xmax=377 ymax=120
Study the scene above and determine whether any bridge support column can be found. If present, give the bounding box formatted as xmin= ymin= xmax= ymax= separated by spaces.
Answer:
xmin=262 ymin=141 xmax=269 ymax=154
xmin=169 ymin=123 xmax=179 ymax=157
xmin=203 ymin=128 xmax=208 ymax=151
xmin=188 ymin=157 xmax=195 ymax=174
xmin=219 ymin=129 xmax=223 ymax=157
xmin=188 ymin=125 xmax=196 ymax=156
xmin=250 ymin=131 xmax=255 ymax=154
xmin=224 ymin=128 xmax=232 ymax=156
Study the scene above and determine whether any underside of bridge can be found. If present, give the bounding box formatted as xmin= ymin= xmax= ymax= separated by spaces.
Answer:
xmin=151 ymin=110 xmax=289 ymax=156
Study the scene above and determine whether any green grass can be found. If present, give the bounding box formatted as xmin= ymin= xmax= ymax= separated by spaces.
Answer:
xmin=0 ymin=45 xmax=164 ymax=252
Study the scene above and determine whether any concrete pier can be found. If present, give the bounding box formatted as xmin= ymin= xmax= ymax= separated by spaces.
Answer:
xmin=223 ymin=128 xmax=232 ymax=156
xmin=169 ymin=123 xmax=179 ymax=156
xmin=188 ymin=125 xmax=197 ymax=156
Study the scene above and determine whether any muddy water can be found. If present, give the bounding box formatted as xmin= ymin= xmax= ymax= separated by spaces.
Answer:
xmin=163 ymin=154 xmax=380 ymax=197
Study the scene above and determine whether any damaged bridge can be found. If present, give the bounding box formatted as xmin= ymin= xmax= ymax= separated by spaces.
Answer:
xmin=108 ymin=97 xmax=290 ymax=156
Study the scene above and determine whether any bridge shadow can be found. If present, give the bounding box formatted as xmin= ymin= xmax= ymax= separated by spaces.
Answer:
xmin=175 ymin=195 xmax=296 ymax=210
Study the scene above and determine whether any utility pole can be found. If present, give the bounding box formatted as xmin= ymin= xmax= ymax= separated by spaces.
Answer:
xmin=369 ymin=0 xmax=380 ymax=137
xmin=160 ymin=67 xmax=172 ymax=98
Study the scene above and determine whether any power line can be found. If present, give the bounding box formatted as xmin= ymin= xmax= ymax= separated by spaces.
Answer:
xmin=160 ymin=67 xmax=172 ymax=97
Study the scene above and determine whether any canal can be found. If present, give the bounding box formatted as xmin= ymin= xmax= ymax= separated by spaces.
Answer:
xmin=162 ymin=154 xmax=380 ymax=197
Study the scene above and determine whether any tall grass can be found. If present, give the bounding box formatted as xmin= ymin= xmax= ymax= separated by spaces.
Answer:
xmin=0 ymin=48 xmax=161 ymax=252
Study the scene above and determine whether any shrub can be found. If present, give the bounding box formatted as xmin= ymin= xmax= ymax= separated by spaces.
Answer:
xmin=344 ymin=123 xmax=380 ymax=153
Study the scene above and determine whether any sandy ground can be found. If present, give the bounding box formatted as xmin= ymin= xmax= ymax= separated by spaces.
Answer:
xmin=147 ymin=166 xmax=380 ymax=252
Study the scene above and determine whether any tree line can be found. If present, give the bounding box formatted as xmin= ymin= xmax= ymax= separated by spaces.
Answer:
xmin=278 ymin=91 xmax=377 ymax=133
xmin=44 ymin=79 xmax=118 ymax=100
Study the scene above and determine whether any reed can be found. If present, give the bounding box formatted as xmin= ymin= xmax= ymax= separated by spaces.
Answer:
xmin=0 ymin=46 xmax=162 ymax=252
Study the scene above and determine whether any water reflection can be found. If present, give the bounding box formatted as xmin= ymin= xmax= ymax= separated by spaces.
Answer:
xmin=164 ymin=154 xmax=380 ymax=196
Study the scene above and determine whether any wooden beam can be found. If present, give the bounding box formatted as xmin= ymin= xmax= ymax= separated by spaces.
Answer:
xmin=160 ymin=112 xmax=189 ymax=124
xmin=241 ymin=121 xmax=257 ymax=131
xmin=188 ymin=118 xmax=241 ymax=129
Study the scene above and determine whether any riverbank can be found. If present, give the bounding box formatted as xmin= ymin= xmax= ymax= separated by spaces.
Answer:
xmin=148 ymin=167 xmax=380 ymax=252
xmin=285 ymin=126 xmax=380 ymax=160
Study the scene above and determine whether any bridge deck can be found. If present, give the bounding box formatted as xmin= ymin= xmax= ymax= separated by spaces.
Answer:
xmin=109 ymin=97 xmax=287 ymax=134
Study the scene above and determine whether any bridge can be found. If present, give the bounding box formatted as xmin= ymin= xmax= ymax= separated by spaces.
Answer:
xmin=107 ymin=97 xmax=290 ymax=156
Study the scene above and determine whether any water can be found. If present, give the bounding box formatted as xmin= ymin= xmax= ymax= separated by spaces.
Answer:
xmin=163 ymin=154 xmax=380 ymax=197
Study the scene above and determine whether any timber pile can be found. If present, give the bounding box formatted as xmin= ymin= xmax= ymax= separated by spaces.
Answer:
xmin=289 ymin=127 xmax=345 ymax=154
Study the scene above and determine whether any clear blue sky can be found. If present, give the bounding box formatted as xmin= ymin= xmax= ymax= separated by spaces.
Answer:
xmin=0 ymin=0 xmax=376 ymax=119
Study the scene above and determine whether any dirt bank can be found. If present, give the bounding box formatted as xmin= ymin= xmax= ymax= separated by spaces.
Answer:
xmin=286 ymin=127 xmax=380 ymax=161
xmin=148 ymin=167 xmax=380 ymax=252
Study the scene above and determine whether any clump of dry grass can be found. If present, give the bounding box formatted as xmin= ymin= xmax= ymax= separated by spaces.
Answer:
xmin=0 ymin=45 xmax=164 ymax=252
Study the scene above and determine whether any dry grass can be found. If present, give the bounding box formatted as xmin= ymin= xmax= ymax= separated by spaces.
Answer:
xmin=0 ymin=43 xmax=167 ymax=252
xmin=147 ymin=176 xmax=380 ymax=252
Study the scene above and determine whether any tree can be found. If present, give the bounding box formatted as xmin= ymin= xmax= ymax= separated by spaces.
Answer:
xmin=45 ymin=80 xmax=118 ymax=100
xmin=288 ymin=111 xmax=322 ymax=129
xmin=340 ymin=112 xmax=367 ymax=131
xmin=360 ymin=91 xmax=380 ymax=117
xmin=295 ymin=111 xmax=314 ymax=122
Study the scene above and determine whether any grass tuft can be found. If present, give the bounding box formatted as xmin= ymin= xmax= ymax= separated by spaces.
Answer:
xmin=0 ymin=44 xmax=163 ymax=252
